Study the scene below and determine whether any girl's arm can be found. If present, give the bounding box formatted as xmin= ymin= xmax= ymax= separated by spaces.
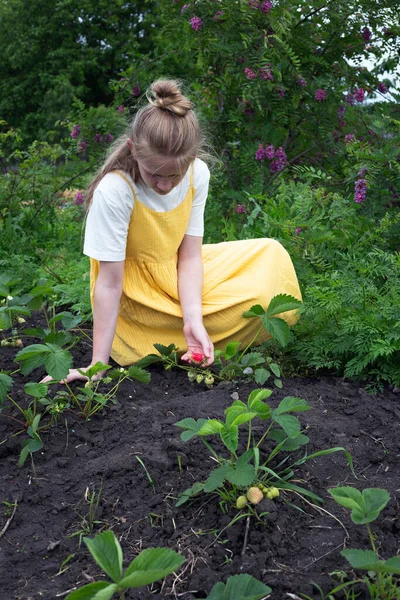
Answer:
xmin=91 ymin=260 xmax=124 ymax=365
xmin=41 ymin=260 xmax=124 ymax=383
xmin=177 ymin=234 xmax=214 ymax=366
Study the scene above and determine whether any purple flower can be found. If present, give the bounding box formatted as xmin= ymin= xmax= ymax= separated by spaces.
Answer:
xmin=315 ymin=88 xmax=327 ymax=101
xmin=236 ymin=204 xmax=247 ymax=214
xmin=260 ymin=1 xmax=272 ymax=13
xmin=70 ymin=124 xmax=81 ymax=139
xmin=105 ymin=133 xmax=114 ymax=143
xmin=345 ymin=93 xmax=355 ymax=106
xmin=255 ymin=144 xmax=275 ymax=161
xmin=295 ymin=227 xmax=303 ymax=235
xmin=297 ymin=77 xmax=307 ymax=87
xmin=94 ymin=133 xmax=103 ymax=143
xmin=259 ymin=67 xmax=273 ymax=81
xmin=345 ymin=133 xmax=355 ymax=143
xmin=78 ymin=140 xmax=87 ymax=152
xmin=74 ymin=192 xmax=85 ymax=206
xmin=181 ymin=4 xmax=190 ymax=14
xmin=362 ymin=27 xmax=371 ymax=41
xmin=354 ymin=88 xmax=365 ymax=103
xmin=255 ymin=144 xmax=267 ymax=160
xmin=117 ymin=105 xmax=125 ymax=113
xmin=354 ymin=178 xmax=367 ymax=203
xmin=265 ymin=145 xmax=275 ymax=159
xmin=132 ymin=84 xmax=141 ymax=97
xmin=189 ymin=16 xmax=203 ymax=31
xmin=358 ymin=167 xmax=368 ymax=177
xmin=248 ymin=0 xmax=260 ymax=8
xmin=245 ymin=67 xmax=257 ymax=80
xmin=270 ymin=147 xmax=287 ymax=172
xmin=337 ymin=105 xmax=347 ymax=118
xmin=378 ymin=82 xmax=388 ymax=94
xmin=277 ymin=88 xmax=286 ymax=98
xmin=213 ymin=10 xmax=223 ymax=20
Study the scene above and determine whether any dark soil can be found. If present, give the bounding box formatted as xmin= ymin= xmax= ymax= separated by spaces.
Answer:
xmin=1 ymin=323 xmax=400 ymax=600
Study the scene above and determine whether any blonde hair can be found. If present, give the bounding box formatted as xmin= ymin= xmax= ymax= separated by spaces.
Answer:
xmin=85 ymin=79 xmax=207 ymax=206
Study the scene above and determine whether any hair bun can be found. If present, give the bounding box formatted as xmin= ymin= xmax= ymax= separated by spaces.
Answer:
xmin=149 ymin=79 xmax=192 ymax=116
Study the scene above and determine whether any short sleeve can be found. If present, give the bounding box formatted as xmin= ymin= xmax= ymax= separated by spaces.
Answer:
xmin=185 ymin=159 xmax=210 ymax=237
xmin=83 ymin=173 xmax=134 ymax=261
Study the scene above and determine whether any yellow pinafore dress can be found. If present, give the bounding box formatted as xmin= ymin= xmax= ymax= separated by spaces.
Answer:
xmin=90 ymin=170 xmax=301 ymax=366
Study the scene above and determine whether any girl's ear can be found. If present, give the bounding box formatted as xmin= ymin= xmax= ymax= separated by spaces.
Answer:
xmin=127 ymin=138 xmax=135 ymax=156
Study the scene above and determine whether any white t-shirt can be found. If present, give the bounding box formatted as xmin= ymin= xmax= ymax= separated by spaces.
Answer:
xmin=84 ymin=158 xmax=210 ymax=262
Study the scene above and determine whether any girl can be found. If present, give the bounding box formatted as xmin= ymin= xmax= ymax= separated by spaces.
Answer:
xmin=49 ymin=79 xmax=301 ymax=383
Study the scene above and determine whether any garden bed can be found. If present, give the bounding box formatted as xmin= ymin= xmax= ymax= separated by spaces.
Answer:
xmin=1 ymin=334 xmax=399 ymax=600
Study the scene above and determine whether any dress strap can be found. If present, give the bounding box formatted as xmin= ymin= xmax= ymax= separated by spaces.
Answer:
xmin=113 ymin=170 xmax=138 ymax=202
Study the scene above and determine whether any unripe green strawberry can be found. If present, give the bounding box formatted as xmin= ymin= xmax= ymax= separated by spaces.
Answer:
xmin=236 ymin=495 xmax=248 ymax=509
xmin=195 ymin=374 xmax=204 ymax=384
xmin=269 ymin=486 xmax=280 ymax=498
xmin=0 ymin=339 xmax=8 ymax=347
xmin=247 ymin=487 xmax=264 ymax=505
xmin=204 ymin=374 xmax=214 ymax=386
xmin=188 ymin=370 xmax=196 ymax=381
xmin=17 ymin=317 xmax=26 ymax=324
xmin=266 ymin=490 xmax=274 ymax=500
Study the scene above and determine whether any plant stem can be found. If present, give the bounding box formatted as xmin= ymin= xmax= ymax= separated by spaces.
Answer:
xmin=238 ymin=324 xmax=263 ymax=363
xmin=247 ymin=422 xmax=252 ymax=452
xmin=202 ymin=439 xmax=220 ymax=462
xmin=256 ymin=422 xmax=273 ymax=449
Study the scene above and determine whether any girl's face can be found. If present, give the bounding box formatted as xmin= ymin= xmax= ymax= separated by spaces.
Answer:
xmin=136 ymin=157 xmax=186 ymax=195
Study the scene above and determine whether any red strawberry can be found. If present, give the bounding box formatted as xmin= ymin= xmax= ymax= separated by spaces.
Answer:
xmin=191 ymin=352 xmax=204 ymax=363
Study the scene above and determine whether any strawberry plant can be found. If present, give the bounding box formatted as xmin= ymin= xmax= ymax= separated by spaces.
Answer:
xmin=65 ymin=530 xmax=184 ymax=600
xmin=328 ymin=486 xmax=400 ymax=599
xmin=205 ymin=573 xmax=272 ymax=600
xmin=175 ymin=388 xmax=354 ymax=511
xmin=137 ymin=294 xmax=303 ymax=388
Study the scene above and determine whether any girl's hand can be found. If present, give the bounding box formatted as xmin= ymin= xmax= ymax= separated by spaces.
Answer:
xmin=181 ymin=320 xmax=214 ymax=367
xmin=40 ymin=367 xmax=101 ymax=385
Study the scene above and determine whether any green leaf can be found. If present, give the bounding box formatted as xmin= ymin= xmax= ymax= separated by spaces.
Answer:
xmin=175 ymin=482 xmax=204 ymax=507
xmin=49 ymin=311 xmax=82 ymax=330
xmin=197 ymin=419 xmax=225 ymax=436
xmin=262 ymin=316 xmax=290 ymax=347
xmin=269 ymin=362 xmax=280 ymax=377
xmin=240 ymin=352 xmax=265 ymax=367
xmin=274 ymin=396 xmax=311 ymax=414
xmin=135 ymin=354 xmax=163 ymax=368
xmin=341 ymin=549 xmax=382 ymax=571
xmin=266 ymin=294 xmax=302 ymax=318
xmin=272 ymin=414 xmax=300 ymax=437
xmin=204 ymin=465 xmax=231 ymax=492
xmin=65 ymin=582 xmax=118 ymax=600
xmin=19 ymin=437 xmax=43 ymax=467
xmin=224 ymin=341 xmax=241 ymax=359
xmin=153 ymin=343 xmax=178 ymax=356
xmin=242 ymin=304 xmax=265 ymax=318
xmin=120 ymin=547 xmax=184 ymax=588
xmin=0 ymin=311 xmax=10 ymax=329
xmin=174 ymin=418 xmax=208 ymax=441
xmin=361 ymin=488 xmax=391 ymax=524
xmin=83 ymin=532 xmax=123 ymax=583
xmin=0 ymin=372 xmax=13 ymax=404
xmin=268 ymin=429 xmax=309 ymax=451
xmin=254 ymin=368 xmax=270 ymax=385
xmin=206 ymin=574 xmax=272 ymax=600
xmin=44 ymin=344 xmax=73 ymax=380
xmin=24 ymin=382 xmax=48 ymax=398
xmin=247 ymin=389 xmax=273 ymax=407
xmin=225 ymin=462 xmax=255 ymax=487
xmin=382 ymin=557 xmax=400 ymax=574
xmin=127 ymin=365 xmax=151 ymax=384
xmin=220 ymin=426 xmax=238 ymax=454
xmin=44 ymin=331 xmax=73 ymax=346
